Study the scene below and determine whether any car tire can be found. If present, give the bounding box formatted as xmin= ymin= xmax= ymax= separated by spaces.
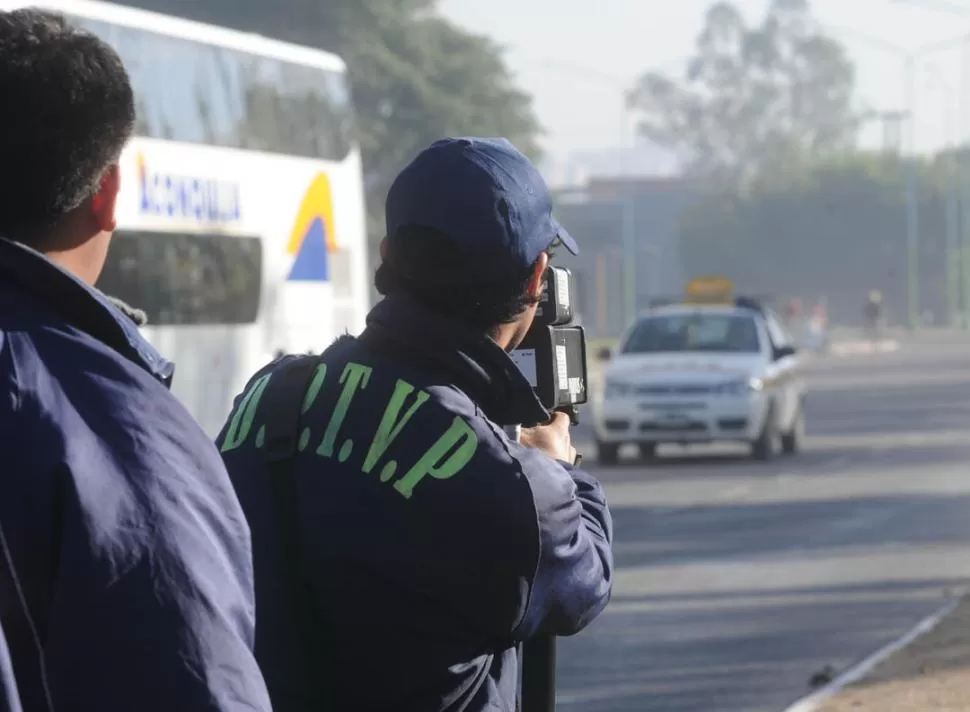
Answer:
xmin=597 ymin=441 xmax=620 ymax=466
xmin=781 ymin=406 xmax=805 ymax=455
xmin=638 ymin=442 xmax=658 ymax=461
xmin=750 ymin=405 xmax=778 ymax=462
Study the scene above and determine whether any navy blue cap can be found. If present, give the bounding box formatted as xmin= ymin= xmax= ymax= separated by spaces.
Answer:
xmin=385 ymin=137 xmax=578 ymax=279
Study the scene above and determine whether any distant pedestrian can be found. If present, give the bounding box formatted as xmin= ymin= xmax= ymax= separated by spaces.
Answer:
xmin=864 ymin=290 xmax=883 ymax=341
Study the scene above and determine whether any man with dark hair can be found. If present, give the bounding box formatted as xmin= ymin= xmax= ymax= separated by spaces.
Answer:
xmin=0 ymin=10 xmax=270 ymax=711
xmin=218 ymin=136 xmax=613 ymax=711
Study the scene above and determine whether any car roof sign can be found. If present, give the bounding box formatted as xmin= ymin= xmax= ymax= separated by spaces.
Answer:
xmin=685 ymin=276 xmax=734 ymax=304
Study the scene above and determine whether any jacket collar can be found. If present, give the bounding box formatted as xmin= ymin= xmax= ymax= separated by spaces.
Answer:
xmin=0 ymin=238 xmax=175 ymax=387
xmin=365 ymin=294 xmax=549 ymax=427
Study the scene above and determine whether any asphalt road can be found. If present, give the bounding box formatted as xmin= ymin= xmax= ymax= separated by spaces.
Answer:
xmin=556 ymin=334 xmax=970 ymax=712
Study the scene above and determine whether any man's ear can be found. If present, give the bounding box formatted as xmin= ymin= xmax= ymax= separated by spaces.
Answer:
xmin=379 ymin=236 xmax=389 ymax=261
xmin=89 ymin=164 xmax=121 ymax=233
xmin=527 ymin=252 xmax=549 ymax=300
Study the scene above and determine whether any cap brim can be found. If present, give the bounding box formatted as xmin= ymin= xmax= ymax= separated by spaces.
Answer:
xmin=552 ymin=219 xmax=580 ymax=256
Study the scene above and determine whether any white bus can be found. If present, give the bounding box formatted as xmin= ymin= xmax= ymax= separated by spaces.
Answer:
xmin=3 ymin=0 xmax=370 ymax=436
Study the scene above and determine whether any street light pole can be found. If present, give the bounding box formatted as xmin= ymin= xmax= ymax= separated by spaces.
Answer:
xmin=823 ymin=25 xmax=970 ymax=330
xmin=962 ymin=43 xmax=970 ymax=329
xmin=862 ymin=4 xmax=970 ymax=327
xmin=925 ymin=63 xmax=961 ymax=326
xmin=904 ymin=56 xmax=920 ymax=329
xmin=947 ymin=133 xmax=961 ymax=329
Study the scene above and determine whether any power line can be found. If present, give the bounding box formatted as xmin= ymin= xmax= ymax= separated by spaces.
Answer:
xmin=515 ymin=54 xmax=631 ymax=87
xmin=504 ymin=48 xmax=688 ymax=90
xmin=893 ymin=0 xmax=970 ymax=15
xmin=499 ymin=1 xmax=970 ymax=93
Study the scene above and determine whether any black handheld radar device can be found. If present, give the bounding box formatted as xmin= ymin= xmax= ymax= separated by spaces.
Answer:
xmin=510 ymin=266 xmax=588 ymax=426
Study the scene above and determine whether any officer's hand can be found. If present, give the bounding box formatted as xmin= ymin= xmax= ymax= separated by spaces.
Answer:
xmin=519 ymin=411 xmax=577 ymax=464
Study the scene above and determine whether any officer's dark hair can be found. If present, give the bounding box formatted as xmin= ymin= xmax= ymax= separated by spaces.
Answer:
xmin=374 ymin=226 xmax=554 ymax=331
xmin=0 ymin=9 xmax=135 ymax=245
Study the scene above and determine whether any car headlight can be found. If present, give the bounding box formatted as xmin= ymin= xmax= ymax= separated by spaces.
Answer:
xmin=717 ymin=377 xmax=763 ymax=395
xmin=604 ymin=381 xmax=631 ymax=398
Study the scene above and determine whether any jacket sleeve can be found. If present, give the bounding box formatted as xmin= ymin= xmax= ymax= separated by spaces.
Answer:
xmin=0 ymin=624 xmax=22 ymax=712
xmin=40 ymin=409 xmax=272 ymax=710
xmin=512 ymin=450 xmax=614 ymax=639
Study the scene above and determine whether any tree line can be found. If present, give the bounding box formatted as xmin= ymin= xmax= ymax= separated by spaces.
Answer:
xmin=121 ymin=0 xmax=540 ymax=249
xmin=678 ymin=153 xmax=956 ymax=326
xmin=628 ymin=0 xmax=961 ymax=326
xmin=122 ymin=0 xmax=958 ymax=325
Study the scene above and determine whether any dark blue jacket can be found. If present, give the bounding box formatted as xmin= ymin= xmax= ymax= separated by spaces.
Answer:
xmin=218 ymin=293 xmax=614 ymax=712
xmin=0 ymin=238 xmax=271 ymax=711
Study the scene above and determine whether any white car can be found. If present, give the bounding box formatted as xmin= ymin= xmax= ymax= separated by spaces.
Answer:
xmin=593 ymin=302 xmax=805 ymax=464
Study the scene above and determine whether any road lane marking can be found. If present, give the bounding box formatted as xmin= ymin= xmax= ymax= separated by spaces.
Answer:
xmin=780 ymin=595 xmax=962 ymax=712
xmin=828 ymin=339 xmax=901 ymax=356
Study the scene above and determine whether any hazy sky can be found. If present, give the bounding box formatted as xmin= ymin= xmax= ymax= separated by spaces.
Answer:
xmin=439 ymin=0 xmax=970 ymax=168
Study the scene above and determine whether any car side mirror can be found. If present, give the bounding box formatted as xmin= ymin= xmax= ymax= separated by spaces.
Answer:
xmin=773 ymin=345 xmax=797 ymax=361
xmin=596 ymin=346 xmax=612 ymax=362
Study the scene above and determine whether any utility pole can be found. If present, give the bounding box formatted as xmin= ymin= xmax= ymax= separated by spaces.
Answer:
xmin=595 ymin=251 xmax=608 ymax=339
xmin=619 ymin=100 xmax=639 ymax=328
xmin=621 ymin=185 xmax=638 ymax=326
xmin=919 ymin=63 xmax=962 ymax=327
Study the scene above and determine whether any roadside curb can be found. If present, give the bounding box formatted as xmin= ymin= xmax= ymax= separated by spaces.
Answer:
xmin=781 ymin=596 xmax=962 ymax=712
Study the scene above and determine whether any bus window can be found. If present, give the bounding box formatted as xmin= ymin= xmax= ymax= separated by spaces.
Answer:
xmin=202 ymin=45 xmax=247 ymax=147
xmin=69 ymin=13 xmax=355 ymax=161
xmin=278 ymin=62 xmax=320 ymax=159
xmin=239 ymin=54 xmax=287 ymax=155
xmin=279 ymin=62 xmax=350 ymax=161
xmin=96 ymin=231 xmax=262 ymax=326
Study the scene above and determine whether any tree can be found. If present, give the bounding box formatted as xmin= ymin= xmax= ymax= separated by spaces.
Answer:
xmin=678 ymin=152 xmax=949 ymax=326
xmin=344 ymin=11 xmax=541 ymax=236
xmin=121 ymin=0 xmax=541 ymax=241
xmin=627 ymin=0 xmax=857 ymax=183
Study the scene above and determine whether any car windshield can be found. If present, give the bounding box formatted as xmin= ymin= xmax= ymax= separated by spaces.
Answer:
xmin=622 ymin=313 xmax=761 ymax=354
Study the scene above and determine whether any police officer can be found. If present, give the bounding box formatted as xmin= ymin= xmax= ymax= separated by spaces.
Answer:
xmin=864 ymin=290 xmax=883 ymax=340
xmin=218 ymin=137 xmax=614 ymax=712
xmin=0 ymin=10 xmax=270 ymax=711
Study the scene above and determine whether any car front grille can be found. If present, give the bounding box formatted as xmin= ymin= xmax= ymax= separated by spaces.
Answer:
xmin=639 ymin=421 xmax=708 ymax=433
xmin=635 ymin=383 xmax=714 ymax=396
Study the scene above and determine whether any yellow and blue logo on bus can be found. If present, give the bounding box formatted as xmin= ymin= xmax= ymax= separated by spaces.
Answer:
xmin=137 ymin=154 xmax=241 ymax=223
xmin=287 ymin=172 xmax=339 ymax=282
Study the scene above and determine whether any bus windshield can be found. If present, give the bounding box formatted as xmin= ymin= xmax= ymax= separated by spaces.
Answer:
xmin=70 ymin=14 xmax=355 ymax=160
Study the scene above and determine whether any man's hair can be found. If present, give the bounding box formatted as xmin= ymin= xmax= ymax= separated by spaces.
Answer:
xmin=0 ymin=9 xmax=135 ymax=245
xmin=374 ymin=226 xmax=550 ymax=330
